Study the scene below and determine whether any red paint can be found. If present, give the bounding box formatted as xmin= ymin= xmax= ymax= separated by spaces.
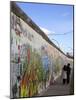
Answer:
xmin=27 ymin=48 xmax=30 ymax=64
xmin=18 ymin=45 xmax=20 ymax=63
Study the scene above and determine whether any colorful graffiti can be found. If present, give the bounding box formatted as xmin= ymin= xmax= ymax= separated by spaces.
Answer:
xmin=11 ymin=12 xmax=51 ymax=98
xmin=10 ymin=12 xmax=72 ymax=98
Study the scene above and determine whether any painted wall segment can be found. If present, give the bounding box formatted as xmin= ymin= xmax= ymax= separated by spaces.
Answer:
xmin=10 ymin=4 xmax=73 ymax=98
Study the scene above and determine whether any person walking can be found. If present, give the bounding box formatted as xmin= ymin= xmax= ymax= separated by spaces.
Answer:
xmin=66 ymin=63 xmax=71 ymax=84
xmin=62 ymin=65 xmax=67 ymax=84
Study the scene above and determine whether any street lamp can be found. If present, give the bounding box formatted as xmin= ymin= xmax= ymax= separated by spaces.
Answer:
xmin=67 ymin=47 xmax=73 ymax=55
xmin=51 ymin=39 xmax=60 ymax=49
xmin=66 ymin=47 xmax=73 ymax=59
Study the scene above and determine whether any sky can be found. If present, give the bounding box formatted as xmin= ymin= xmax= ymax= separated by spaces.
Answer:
xmin=16 ymin=2 xmax=73 ymax=54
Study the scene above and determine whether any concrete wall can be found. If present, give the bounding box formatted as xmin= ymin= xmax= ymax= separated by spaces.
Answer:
xmin=10 ymin=11 xmax=73 ymax=98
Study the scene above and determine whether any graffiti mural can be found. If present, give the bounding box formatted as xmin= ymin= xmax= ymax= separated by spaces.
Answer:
xmin=10 ymin=4 xmax=73 ymax=98
xmin=10 ymin=12 xmax=52 ymax=98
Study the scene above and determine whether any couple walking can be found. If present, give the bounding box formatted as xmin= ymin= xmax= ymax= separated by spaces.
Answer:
xmin=62 ymin=63 xmax=71 ymax=84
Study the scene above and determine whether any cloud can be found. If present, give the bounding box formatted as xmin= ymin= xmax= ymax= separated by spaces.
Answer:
xmin=62 ymin=12 xmax=70 ymax=17
xmin=39 ymin=27 xmax=55 ymax=35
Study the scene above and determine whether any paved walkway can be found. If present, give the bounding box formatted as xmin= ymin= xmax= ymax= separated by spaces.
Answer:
xmin=37 ymin=65 xmax=74 ymax=97
xmin=37 ymin=75 xmax=73 ymax=96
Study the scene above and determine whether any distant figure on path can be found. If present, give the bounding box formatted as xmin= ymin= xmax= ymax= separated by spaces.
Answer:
xmin=66 ymin=63 xmax=71 ymax=84
xmin=62 ymin=65 xmax=67 ymax=84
